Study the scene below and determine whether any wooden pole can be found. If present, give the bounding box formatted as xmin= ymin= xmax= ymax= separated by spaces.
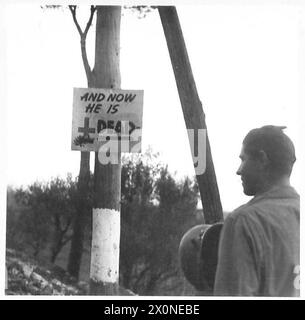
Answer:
xmin=159 ymin=6 xmax=223 ymax=224
xmin=89 ymin=6 xmax=122 ymax=295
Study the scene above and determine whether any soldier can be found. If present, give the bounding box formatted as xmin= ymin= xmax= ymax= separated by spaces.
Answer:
xmin=214 ymin=125 xmax=299 ymax=296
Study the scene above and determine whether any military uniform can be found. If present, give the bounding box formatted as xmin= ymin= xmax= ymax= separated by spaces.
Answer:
xmin=214 ymin=185 xmax=300 ymax=296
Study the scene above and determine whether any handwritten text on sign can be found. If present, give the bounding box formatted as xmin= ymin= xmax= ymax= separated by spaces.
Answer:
xmin=71 ymin=88 xmax=144 ymax=152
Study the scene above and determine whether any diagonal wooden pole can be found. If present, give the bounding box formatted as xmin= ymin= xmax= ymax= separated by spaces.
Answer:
xmin=159 ymin=6 xmax=223 ymax=224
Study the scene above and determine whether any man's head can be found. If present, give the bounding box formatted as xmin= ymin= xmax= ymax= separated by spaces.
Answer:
xmin=237 ymin=125 xmax=296 ymax=196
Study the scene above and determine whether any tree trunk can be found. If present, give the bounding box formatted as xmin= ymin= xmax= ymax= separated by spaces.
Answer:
xmin=50 ymin=236 xmax=61 ymax=263
xmin=67 ymin=5 xmax=96 ymax=280
xmin=89 ymin=6 xmax=122 ymax=295
xmin=67 ymin=151 xmax=90 ymax=278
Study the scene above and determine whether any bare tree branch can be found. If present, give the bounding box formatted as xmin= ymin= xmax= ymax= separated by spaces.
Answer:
xmin=62 ymin=235 xmax=73 ymax=247
xmin=68 ymin=5 xmax=95 ymax=83
xmin=159 ymin=268 xmax=179 ymax=282
xmin=62 ymin=217 xmax=72 ymax=235
xmin=80 ymin=41 xmax=93 ymax=85
xmin=68 ymin=6 xmax=83 ymax=37
xmin=133 ymin=265 xmax=151 ymax=290
xmin=84 ymin=6 xmax=96 ymax=37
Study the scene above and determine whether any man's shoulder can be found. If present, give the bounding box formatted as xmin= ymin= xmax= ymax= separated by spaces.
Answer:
xmin=226 ymin=202 xmax=255 ymax=221
xmin=227 ymin=185 xmax=299 ymax=220
xmin=226 ymin=186 xmax=300 ymax=230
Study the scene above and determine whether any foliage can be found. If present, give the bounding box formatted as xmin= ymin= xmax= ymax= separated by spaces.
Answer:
xmin=124 ymin=5 xmax=157 ymax=19
xmin=41 ymin=4 xmax=156 ymax=19
xmin=7 ymin=151 xmax=200 ymax=295
xmin=7 ymin=175 xmax=78 ymax=262
xmin=120 ymin=151 xmax=199 ymax=295
xmin=7 ymin=183 xmax=51 ymax=257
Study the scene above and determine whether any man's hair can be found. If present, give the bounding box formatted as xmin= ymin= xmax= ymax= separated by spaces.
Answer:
xmin=243 ymin=125 xmax=296 ymax=177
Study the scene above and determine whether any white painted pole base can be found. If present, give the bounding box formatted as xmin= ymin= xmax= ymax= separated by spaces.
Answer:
xmin=90 ymin=208 xmax=120 ymax=284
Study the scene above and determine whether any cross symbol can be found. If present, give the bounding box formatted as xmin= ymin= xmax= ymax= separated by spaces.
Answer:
xmin=78 ymin=117 xmax=96 ymax=138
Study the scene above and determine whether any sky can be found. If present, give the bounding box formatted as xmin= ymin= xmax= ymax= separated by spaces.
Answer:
xmin=2 ymin=2 xmax=303 ymax=209
xmin=1 ymin=0 xmax=305 ymax=297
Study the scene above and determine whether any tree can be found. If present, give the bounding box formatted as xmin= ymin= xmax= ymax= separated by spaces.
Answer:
xmin=39 ymin=4 xmax=94 ymax=278
xmin=67 ymin=5 xmax=123 ymax=295
xmin=6 ymin=149 xmax=199 ymax=294
xmin=66 ymin=5 xmax=95 ymax=279
xmin=91 ymin=5 xmax=123 ymax=295
xmin=124 ymin=5 xmax=156 ymax=18
xmin=6 ymin=187 xmax=26 ymax=251
xmin=43 ymin=4 xmax=156 ymax=282
xmin=140 ymin=168 xmax=198 ymax=294
xmin=119 ymin=153 xmax=199 ymax=295
xmin=45 ymin=176 xmax=77 ymax=263
xmin=7 ymin=176 xmax=77 ymax=262
xmin=9 ymin=184 xmax=51 ymax=258
xmin=119 ymin=152 xmax=161 ymax=290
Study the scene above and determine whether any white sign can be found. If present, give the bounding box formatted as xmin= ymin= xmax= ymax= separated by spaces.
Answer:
xmin=71 ymin=87 xmax=144 ymax=152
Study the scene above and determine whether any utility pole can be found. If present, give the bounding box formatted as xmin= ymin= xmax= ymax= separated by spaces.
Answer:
xmin=89 ymin=6 xmax=122 ymax=295
xmin=159 ymin=6 xmax=223 ymax=224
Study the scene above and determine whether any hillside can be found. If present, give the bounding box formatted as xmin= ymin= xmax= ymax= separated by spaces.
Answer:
xmin=6 ymin=248 xmax=139 ymax=296
xmin=6 ymin=248 xmax=87 ymax=295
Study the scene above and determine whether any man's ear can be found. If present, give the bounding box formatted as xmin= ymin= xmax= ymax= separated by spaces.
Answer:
xmin=257 ymin=150 xmax=270 ymax=167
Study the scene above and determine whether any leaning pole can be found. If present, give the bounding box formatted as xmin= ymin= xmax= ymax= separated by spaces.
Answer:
xmin=89 ymin=6 xmax=122 ymax=295
xmin=159 ymin=6 xmax=223 ymax=224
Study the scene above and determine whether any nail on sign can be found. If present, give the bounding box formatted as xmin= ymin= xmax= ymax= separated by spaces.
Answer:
xmin=71 ymin=88 xmax=144 ymax=152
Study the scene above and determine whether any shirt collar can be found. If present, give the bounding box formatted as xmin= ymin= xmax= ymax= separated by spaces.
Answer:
xmin=248 ymin=184 xmax=299 ymax=205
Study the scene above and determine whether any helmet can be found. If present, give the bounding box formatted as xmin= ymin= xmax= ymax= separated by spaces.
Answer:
xmin=179 ymin=223 xmax=223 ymax=291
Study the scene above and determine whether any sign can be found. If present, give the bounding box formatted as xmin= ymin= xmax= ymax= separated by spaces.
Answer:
xmin=71 ymin=88 xmax=144 ymax=152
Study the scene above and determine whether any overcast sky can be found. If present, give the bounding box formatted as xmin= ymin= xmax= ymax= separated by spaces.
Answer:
xmin=3 ymin=2 xmax=303 ymax=209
